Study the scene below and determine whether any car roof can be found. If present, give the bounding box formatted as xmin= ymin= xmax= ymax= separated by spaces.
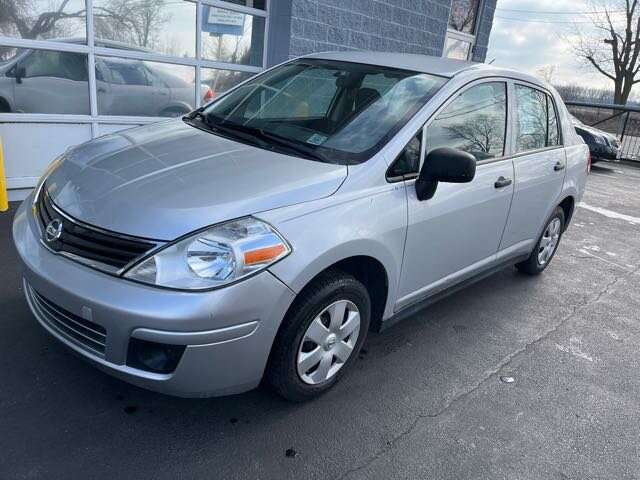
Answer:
xmin=303 ymin=51 xmax=545 ymax=86
xmin=302 ymin=51 xmax=483 ymax=78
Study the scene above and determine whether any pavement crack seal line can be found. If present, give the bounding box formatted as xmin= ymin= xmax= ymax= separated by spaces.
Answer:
xmin=337 ymin=263 xmax=640 ymax=480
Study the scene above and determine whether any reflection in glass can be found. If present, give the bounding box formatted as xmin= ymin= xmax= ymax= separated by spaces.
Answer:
xmin=93 ymin=0 xmax=196 ymax=57
xmin=0 ymin=48 xmax=89 ymax=114
xmin=201 ymin=68 xmax=254 ymax=99
xmin=200 ymin=59 xmax=446 ymax=163
xmin=201 ymin=7 xmax=265 ymax=66
xmin=548 ymin=98 xmax=560 ymax=146
xmin=95 ymin=56 xmax=197 ymax=117
xmin=443 ymin=37 xmax=471 ymax=60
xmin=0 ymin=0 xmax=86 ymax=42
xmin=448 ymin=0 xmax=479 ymax=34
xmin=218 ymin=0 xmax=266 ymax=9
xmin=515 ymin=85 xmax=548 ymax=152
xmin=426 ymin=82 xmax=507 ymax=160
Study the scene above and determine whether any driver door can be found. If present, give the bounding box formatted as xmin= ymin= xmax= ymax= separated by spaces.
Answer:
xmin=395 ymin=80 xmax=515 ymax=310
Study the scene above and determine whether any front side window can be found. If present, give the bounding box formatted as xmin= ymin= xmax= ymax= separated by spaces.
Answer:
xmin=515 ymin=85 xmax=559 ymax=152
xmin=20 ymin=50 xmax=88 ymax=81
xmin=196 ymin=59 xmax=447 ymax=164
xmin=425 ymin=82 xmax=507 ymax=161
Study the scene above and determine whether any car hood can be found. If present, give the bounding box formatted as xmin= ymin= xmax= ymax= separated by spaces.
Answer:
xmin=45 ymin=119 xmax=347 ymax=240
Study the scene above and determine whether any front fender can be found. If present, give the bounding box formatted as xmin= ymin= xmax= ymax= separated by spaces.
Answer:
xmin=260 ymin=185 xmax=408 ymax=321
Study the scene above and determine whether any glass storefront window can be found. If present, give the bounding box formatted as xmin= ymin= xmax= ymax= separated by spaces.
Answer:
xmin=0 ymin=48 xmax=89 ymax=114
xmin=201 ymin=6 xmax=265 ymax=66
xmin=443 ymin=37 xmax=471 ymax=60
xmin=201 ymin=67 xmax=254 ymax=98
xmin=93 ymin=0 xmax=196 ymax=57
xmin=95 ymin=56 xmax=196 ymax=116
xmin=0 ymin=0 xmax=87 ymax=42
xmin=218 ymin=0 xmax=266 ymax=10
xmin=448 ymin=0 xmax=479 ymax=35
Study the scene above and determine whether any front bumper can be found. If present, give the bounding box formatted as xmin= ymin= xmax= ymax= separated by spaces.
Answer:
xmin=12 ymin=197 xmax=296 ymax=397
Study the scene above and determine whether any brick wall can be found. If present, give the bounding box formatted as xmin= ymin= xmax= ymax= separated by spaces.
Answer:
xmin=266 ymin=0 xmax=498 ymax=66
xmin=288 ymin=0 xmax=451 ymax=58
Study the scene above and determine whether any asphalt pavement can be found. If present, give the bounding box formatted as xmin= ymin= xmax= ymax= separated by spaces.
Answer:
xmin=1 ymin=161 xmax=639 ymax=480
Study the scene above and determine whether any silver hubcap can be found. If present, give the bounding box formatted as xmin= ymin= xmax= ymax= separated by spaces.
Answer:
xmin=538 ymin=217 xmax=561 ymax=265
xmin=297 ymin=300 xmax=361 ymax=385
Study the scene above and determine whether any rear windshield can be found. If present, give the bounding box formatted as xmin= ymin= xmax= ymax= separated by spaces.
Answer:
xmin=198 ymin=59 xmax=447 ymax=164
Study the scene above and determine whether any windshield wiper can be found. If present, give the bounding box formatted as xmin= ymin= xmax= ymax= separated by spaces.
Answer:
xmin=184 ymin=113 xmax=270 ymax=149
xmin=215 ymin=121 xmax=329 ymax=162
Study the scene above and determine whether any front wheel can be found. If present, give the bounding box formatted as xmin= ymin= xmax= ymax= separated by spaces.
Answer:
xmin=516 ymin=206 xmax=565 ymax=275
xmin=266 ymin=269 xmax=370 ymax=402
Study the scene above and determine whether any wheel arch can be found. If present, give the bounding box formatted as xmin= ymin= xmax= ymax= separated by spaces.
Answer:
xmin=0 ymin=96 xmax=11 ymax=112
xmin=274 ymin=252 xmax=393 ymax=334
xmin=558 ymin=195 xmax=575 ymax=231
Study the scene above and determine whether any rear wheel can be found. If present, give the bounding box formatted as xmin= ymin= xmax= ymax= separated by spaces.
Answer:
xmin=267 ymin=269 xmax=370 ymax=402
xmin=516 ymin=206 xmax=565 ymax=275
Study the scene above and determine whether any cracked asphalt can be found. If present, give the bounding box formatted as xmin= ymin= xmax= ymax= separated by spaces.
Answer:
xmin=1 ymin=162 xmax=640 ymax=480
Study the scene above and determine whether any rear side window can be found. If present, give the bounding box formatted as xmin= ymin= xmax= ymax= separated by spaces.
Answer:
xmin=425 ymin=82 xmax=507 ymax=161
xmin=547 ymin=96 xmax=560 ymax=146
xmin=515 ymin=84 xmax=561 ymax=152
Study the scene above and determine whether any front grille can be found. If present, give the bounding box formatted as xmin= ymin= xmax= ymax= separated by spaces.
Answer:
xmin=36 ymin=189 xmax=156 ymax=273
xmin=28 ymin=285 xmax=107 ymax=357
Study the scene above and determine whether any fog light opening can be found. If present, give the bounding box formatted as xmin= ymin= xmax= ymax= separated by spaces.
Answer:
xmin=127 ymin=338 xmax=186 ymax=374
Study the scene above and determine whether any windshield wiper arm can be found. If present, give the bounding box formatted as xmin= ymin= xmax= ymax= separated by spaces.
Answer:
xmin=218 ymin=122 xmax=328 ymax=162
xmin=184 ymin=114 xmax=269 ymax=149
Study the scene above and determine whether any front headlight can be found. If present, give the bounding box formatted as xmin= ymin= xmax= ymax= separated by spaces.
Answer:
xmin=124 ymin=217 xmax=291 ymax=290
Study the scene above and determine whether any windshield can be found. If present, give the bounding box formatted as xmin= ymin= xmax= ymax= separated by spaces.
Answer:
xmin=194 ymin=59 xmax=447 ymax=164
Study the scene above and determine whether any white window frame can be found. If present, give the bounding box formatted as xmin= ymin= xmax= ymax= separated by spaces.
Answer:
xmin=0 ymin=0 xmax=269 ymax=132
xmin=443 ymin=0 xmax=483 ymax=61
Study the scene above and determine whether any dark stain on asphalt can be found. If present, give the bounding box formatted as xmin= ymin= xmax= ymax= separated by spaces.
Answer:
xmin=124 ymin=405 xmax=137 ymax=414
xmin=229 ymin=417 xmax=238 ymax=424
xmin=285 ymin=449 xmax=298 ymax=458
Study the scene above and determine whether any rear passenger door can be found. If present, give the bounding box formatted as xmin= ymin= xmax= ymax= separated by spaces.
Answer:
xmin=394 ymin=80 xmax=515 ymax=310
xmin=498 ymin=83 xmax=566 ymax=257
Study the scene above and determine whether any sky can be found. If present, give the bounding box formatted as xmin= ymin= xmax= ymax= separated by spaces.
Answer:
xmin=486 ymin=0 xmax=619 ymax=90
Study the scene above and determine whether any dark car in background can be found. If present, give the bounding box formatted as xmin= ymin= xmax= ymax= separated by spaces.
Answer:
xmin=570 ymin=114 xmax=620 ymax=163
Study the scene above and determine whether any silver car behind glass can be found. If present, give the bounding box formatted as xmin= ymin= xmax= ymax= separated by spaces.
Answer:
xmin=13 ymin=52 xmax=589 ymax=401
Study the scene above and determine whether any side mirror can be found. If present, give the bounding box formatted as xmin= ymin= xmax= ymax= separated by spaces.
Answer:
xmin=415 ymin=148 xmax=476 ymax=201
xmin=15 ymin=66 xmax=26 ymax=84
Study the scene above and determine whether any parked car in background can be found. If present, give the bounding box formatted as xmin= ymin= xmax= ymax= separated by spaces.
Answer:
xmin=570 ymin=113 xmax=620 ymax=163
xmin=0 ymin=39 xmax=212 ymax=117
xmin=13 ymin=52 xmax=589 ymax=401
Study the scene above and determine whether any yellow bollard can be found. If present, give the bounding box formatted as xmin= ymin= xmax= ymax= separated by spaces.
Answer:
xmin=0 ymin=136 xmax=8 ymax=212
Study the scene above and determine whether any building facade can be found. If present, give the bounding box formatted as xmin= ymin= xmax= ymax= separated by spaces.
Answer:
xmin=0 ymin=0 xmax=496 ymax=200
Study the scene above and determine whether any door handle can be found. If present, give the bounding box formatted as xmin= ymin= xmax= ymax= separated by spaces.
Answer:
xmin=554 ymin=162 xmax=566 ymax=171
xmin=494 ymin=176 xmax=512 ymax=188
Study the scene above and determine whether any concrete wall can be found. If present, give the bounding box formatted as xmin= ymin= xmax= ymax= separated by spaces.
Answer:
xmin=268 ymin=0 xmax=498 ymax=66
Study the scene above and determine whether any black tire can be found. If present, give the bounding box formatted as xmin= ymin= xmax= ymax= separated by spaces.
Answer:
xmin=266 ymin=269 xmax=370 ymax=402
xmin=516 ymin=206 xmax=565 ymax=275
xmin=0 ymin=97 xmax=11 ymax=113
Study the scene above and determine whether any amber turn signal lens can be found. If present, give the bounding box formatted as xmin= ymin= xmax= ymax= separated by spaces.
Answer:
xmin=244 ymin=244 xmax=287 ymax=265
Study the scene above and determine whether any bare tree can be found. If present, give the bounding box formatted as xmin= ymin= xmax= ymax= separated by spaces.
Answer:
xmin=94 ymin=0 xmax=170 ymax=50
xmin=567 ymin=0 xmax=640 ymax=105
xmin=536 ymin=65 xmax=557 ymax=84
xmin=444 ymin=114 xmax=504 ymax=157
xmin=0 ymin=0 xmax=85 ymax=39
